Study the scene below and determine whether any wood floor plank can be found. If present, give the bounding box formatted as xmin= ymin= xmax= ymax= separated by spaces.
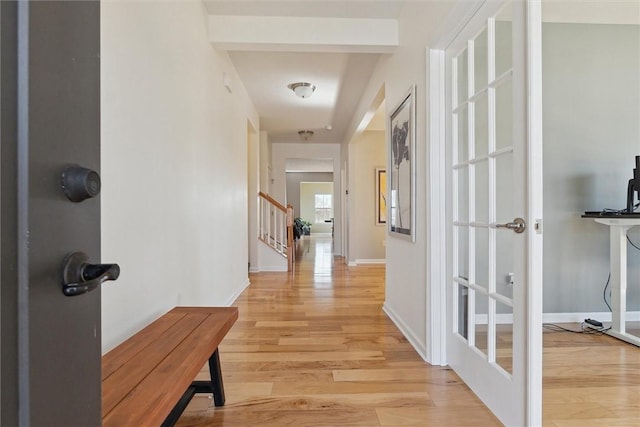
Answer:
xmin=376 ymin=407 xmax=502 ymax=426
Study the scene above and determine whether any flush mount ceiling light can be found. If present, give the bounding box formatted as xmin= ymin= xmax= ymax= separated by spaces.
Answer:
xmin=298 ymin=130 xmax=314 ymax=141
xmin=288 ymin=82 xmax=316 ymax=99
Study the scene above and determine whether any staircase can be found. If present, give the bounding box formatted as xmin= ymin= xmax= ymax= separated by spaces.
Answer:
xmin=258 ymin=192 xmax=294 ymax=271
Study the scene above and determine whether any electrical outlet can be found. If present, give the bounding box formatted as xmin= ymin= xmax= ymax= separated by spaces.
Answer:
xmin=507 ymin=272 xmax=514 ymax=286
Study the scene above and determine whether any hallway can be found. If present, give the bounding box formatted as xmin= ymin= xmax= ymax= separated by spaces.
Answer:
xmin=178 ymin=236 xmax=501 ymax=426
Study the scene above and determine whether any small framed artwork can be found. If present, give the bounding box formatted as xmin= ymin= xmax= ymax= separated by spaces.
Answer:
xmin=388 ymin=85 xmax=416 ymax=242
xmin=376 ymin=168 xmax=386 ymax=225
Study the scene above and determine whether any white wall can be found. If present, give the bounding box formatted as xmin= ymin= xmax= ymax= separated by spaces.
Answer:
xmin=272 ymin=142 xmax=343 ymax=255
xmin=343 ymin=2 xmax=455 ymax=359
xmin=542 ymin=23 xmax=640 ymax=313
xmin=348 ymin=131 xmax=387 ymax=263
xmin=300 ymin=182 xmax=334 ymax=234
xmin=100 ymin=0 xmax=259 ymax=352
xmin=259 ymin=131 xmax=271 ymax=194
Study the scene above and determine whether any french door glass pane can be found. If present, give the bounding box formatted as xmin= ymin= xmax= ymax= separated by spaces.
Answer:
xmin=474 ymin=93 xmax=489 ymax=158
xmin=495 ymin=79 xmax=513 ymax=150
xmin=496 ymin=230 xmax=514 ymax=299
xmin=475 ymin=226 xmax=490 ymax=288
xmin=495 ymin=4 xmax=513 ymax=77
xmin=457 ymin=49 xmax=469 ymax=105
xmin=457 ymin=167 xmax=469 ymax=222
xmin=457 ymin=226 xmax=469 ymax=280
xmin=496 ymin=152 xmax=514 ymax=299
xmin=474 ymin=27 xmax=489 ymax=92
xmin=457 ymin=284 xmax=469 ymax=339
xmin=496 ymin=152 xmax=514 ymax=222
xmin=457 ymin=107 xmax=469 ymax=163
xmin=496 ymin=301 xmax=514 ymax=375
xmin=474 ymin=290 xmax=489 ymax=356
xmin=475 ymin=160 xmax=489 ymax=223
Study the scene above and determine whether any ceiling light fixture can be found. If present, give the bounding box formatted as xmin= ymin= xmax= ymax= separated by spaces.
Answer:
xmin=298 ymin=130 xmax=314 ymax=141
xmin=288 ymin=82 xmax=316 ymax=99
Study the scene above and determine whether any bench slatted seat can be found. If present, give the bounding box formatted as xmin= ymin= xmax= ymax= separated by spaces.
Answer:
xmin=102 ymin=307 xmax=238 ymax=427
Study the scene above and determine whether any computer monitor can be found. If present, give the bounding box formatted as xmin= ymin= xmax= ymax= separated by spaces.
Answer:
xmin=627 ymin=155 xmax=640 ymax=213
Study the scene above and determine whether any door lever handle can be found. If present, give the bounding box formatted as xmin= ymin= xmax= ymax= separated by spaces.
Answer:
xmin=495 ymin=217 xmax=526 ymax=234
xmin=62 ymin=252 xmax=120 ymax=296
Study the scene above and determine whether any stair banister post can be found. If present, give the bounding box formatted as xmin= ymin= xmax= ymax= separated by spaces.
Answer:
xmin=287 ymin=205 xmax=294 ymax=271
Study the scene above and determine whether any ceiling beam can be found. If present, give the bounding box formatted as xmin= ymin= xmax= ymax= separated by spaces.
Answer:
xmin=209 ymin=15 xmax=398 ymax=53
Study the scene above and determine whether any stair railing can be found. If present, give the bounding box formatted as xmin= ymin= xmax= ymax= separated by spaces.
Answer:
xmin=258 ymin=192 xmax=294 ymax=271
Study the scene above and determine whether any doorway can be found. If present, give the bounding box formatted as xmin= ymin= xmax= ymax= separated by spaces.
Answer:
xmin=285 ymin=158 xmax=335 ymax=252
xmin=540 ymin=0 xmax=640 ymax=333
xmin=299 ymin=182 xmax=334 ymax=236
xmin=346 ymin=88 xmax=387 ymax=267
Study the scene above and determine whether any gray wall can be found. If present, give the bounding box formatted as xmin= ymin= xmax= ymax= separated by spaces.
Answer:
xmin=286 ymin=172 xmax=334 ymax=220
xmin=543 ymin=23 xmax=640 ymax=313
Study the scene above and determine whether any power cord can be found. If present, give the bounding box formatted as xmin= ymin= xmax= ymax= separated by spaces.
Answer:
xmin=543 ymin=322 xmax=611 ymax=335
xmin=603 ymin=273 xmax=612 ymax=312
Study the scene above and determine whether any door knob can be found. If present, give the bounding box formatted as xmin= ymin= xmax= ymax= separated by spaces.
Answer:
xmin=62 ymin=252 xmax=120 ymax=296
xmin=61 ymin=164 xmax=101 ymax=202
xmin=495 ymin=217 xmax=526 ymax=234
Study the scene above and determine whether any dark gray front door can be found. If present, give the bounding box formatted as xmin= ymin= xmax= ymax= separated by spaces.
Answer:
xmin=1 ymin=2 xmax=107 ymax=425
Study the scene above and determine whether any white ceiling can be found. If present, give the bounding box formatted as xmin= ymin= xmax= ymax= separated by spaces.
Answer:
xmin=204 ymin=1 xmax=404 ymax=144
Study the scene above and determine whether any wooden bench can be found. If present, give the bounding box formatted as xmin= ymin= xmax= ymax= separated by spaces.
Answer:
xmin=102 ymin=306 xmax=238 ymax=427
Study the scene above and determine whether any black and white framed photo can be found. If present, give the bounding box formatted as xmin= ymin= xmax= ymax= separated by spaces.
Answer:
xmin=375 ymin=168 xmax=386 ymax=225
xmin=388 ymin=85 xmax=416 ymax=242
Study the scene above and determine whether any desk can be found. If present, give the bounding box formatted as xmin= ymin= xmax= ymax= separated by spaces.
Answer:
xmin=590 ymin=218 xmax=640 ymax=347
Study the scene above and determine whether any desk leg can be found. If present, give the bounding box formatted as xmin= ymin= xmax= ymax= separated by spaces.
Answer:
xmin=609 ymin=226 xmax=629 ymax=335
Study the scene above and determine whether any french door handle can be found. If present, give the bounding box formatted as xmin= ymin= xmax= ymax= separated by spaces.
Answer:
xmin=495 ymin=217 xmax=526 ymax=234
xmin=62 ymin=252 xmax=120 ymax=296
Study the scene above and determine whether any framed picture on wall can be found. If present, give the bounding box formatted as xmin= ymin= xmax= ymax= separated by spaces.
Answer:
xmin=388 ymin=85 xmax=416 ymax=242
xmin=376 ymin=168 xmax=387 ymax=225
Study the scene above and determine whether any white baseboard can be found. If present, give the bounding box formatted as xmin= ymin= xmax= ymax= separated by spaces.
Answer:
xmin=383 ymin=302 xmax=427 ymax=361
xmin=473 ymin=311 xmax=640 ymax=325
xmin=224 ymin=278 xmax=250 ymax=306
xmin=543 ymin=311 xmax=640 ymax=323
xmin=348 ymin=259 xmax=386 ymax=266
xmin=257 ymin=266 xmax=288 ymax=272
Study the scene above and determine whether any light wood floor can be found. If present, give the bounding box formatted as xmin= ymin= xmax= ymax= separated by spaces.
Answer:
xmin=178 ymin=236 xmax=640 ymax=427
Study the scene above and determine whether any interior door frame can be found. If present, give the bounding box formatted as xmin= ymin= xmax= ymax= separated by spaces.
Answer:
xmin=427 ymin=0 xmax=543 ymax=424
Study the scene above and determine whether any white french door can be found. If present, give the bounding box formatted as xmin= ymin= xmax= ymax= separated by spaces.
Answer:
xmin=445 ymin=1 xmax=543 ymax=426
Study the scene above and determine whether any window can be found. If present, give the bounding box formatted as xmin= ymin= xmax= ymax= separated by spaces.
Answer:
xmin=314 ymin=194 xmax=333 ymax=223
